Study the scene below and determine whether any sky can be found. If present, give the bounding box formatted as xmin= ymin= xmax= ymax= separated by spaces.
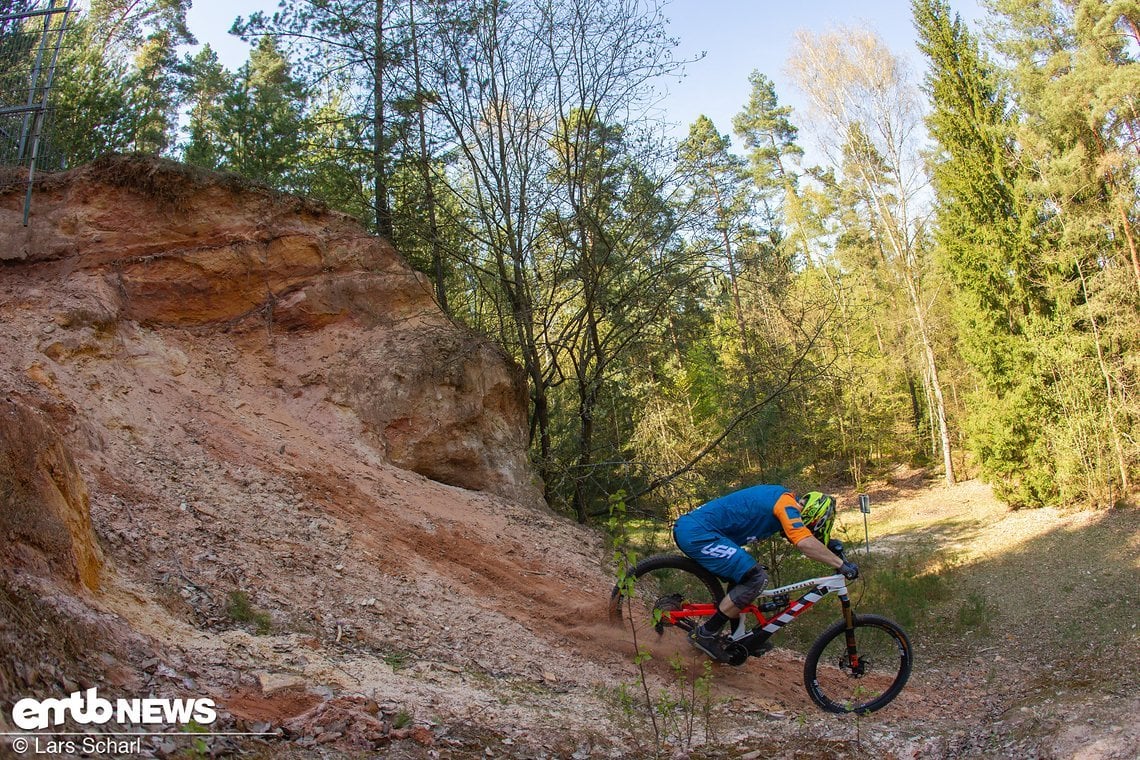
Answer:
xmin=185 ymin=0 xmax=987 ymax=146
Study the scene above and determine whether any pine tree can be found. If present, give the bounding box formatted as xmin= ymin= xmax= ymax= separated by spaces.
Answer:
xmin=234 ymin=0 xmax=407 ymax=238
xmin=983 ymin=0 xmax=1138 ymax=504
xmin=731 ymin=71 xmax=803 ymax=224
xmin=914 ymin=0 xmax=1055 ymax=505
xmin=677 ymin=116 xmax=757 ymax=360
xmin=182 ymin=45 xmax=232 ymax=170
xmin=226 ymin=37 xmax=309 ymax=188
xmin=48 ymin=17 xmax=135 ymax=165
xmin=47 ymin=0 xmax=194 ymax=163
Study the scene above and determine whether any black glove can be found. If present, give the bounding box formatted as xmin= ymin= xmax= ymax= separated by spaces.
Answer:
xmin=839 ymin=560 xmax=859 ymax=580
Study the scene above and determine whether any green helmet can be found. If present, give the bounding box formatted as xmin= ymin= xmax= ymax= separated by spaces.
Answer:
xmin=798 ymin=492 xmax=836 ymax=543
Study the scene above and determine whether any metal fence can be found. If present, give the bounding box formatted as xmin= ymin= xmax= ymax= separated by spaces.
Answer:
xmin=1 ymin=0 xmax=73 ymax=224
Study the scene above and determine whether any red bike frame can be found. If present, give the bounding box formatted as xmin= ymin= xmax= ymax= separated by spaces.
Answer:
xmin=659 ymin=573 xmax=857 ymax=658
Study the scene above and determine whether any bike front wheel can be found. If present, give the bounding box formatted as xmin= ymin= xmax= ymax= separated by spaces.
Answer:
xmin=803 ymin=614 xmax=912 ymax=714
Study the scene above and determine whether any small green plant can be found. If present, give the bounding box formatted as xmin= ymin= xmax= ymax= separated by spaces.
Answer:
xmin=665 ymin=655 xmax=718 ymax=750
xmin=607 ymin=491 xmax=725 ymax=757
xmin=846 ymin=684 xmax=875 ymax=748
xmin=178 ymin=719 xmax=209 ymax=759
xmin=609 ymin=491 xmax=663 ymax=752
xmin=382 ymin=649 xmax=410 ymax=671
xmin=955 ymin=592 xmax=994 ymax=635
xmin=392 ymin=710 xmax=413 ymax=730
xmin=225 ymin=590 xmax=272 ymax=635
xmin=610 ymin=682 xmax=647 ymax=750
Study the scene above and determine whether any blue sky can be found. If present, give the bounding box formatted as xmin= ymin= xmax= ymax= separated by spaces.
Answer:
xmin=659 ymin=0 xmax=984 ymax=137
xmin=186 ymin=0 xmax=986 ymax=144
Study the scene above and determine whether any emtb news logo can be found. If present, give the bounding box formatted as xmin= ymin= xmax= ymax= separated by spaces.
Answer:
xmin=11 ymin=687 xmax=216 ymax=730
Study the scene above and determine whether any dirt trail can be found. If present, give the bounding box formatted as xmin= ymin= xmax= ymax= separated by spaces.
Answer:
xmin=825 ymin=476 xmax=1140 ymax=759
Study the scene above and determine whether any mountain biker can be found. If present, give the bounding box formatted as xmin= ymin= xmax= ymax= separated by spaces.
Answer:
xmin=672 ymin=485 xmax=858 ymax=662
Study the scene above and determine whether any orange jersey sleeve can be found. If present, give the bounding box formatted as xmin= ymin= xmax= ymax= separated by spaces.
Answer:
xmin=773 ymin=493 xmax=813 ymax=545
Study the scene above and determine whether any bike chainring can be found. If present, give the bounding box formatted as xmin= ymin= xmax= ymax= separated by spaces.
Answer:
xmin=723 ymin=640 xmax=749 ymax=666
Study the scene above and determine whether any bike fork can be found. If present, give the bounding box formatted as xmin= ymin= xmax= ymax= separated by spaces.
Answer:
xmin=840 ymin=594 xmax=866 ymax=675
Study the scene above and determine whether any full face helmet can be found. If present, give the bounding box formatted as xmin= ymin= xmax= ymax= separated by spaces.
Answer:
xmin=798 ymin=492 xmax=836 ymax=543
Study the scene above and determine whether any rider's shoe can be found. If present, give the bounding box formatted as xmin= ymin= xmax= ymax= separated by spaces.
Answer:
xmin=688 ymin=626 xmax=730 ymax=662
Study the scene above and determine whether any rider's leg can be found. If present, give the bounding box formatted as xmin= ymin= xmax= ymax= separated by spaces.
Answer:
xmin=672 ymin=517 xmax=760 ymax=657
xmin=672 ymin=518 xmax=752 ymax=590
xmin=698 ymin=564 xmax=768 ymax=636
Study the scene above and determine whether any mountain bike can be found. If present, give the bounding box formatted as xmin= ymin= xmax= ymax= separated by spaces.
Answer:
xmin=609 ymin=544 xmax=912 ymax=714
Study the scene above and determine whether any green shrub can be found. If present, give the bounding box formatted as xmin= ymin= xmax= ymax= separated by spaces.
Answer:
xmin=225 ymin=590 xmax=272 ymax=635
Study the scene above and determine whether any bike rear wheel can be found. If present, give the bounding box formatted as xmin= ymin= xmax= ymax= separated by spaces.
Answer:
xmin=803 ymin=614 xmax=912 ymax=714
xmin=610 ymin=553 xmax=724 ymax=634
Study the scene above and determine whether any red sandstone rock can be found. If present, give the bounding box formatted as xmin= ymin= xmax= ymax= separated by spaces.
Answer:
xmin=0 ymin=156 xmax=540 ymax=506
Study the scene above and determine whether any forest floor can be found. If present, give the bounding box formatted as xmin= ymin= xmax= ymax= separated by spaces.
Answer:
xmin=815 ymin=473 xmax=1140 ymax=759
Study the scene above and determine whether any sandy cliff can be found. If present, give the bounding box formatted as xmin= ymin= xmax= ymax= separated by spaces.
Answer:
xmin=0 ymin=157 xmax=632 ymax=756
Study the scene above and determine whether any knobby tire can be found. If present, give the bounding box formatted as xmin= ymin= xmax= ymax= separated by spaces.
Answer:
xmin=803 ymin=613 xmax=912 ymax=714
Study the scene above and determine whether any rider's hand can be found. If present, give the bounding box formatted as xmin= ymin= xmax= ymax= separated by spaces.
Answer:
xmin=839 ymin=560 xmax=859 ymax=580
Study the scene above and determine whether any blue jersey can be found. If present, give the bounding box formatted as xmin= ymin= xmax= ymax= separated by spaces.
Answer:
xmin=672 ymin=484 xmax=812 ymax=583
xmin=683 ymin=485 xmax=812 ymax=546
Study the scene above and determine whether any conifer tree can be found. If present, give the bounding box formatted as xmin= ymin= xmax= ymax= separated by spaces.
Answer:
xmin=677 ymin=116 xmax=757 ymax=359
xmin=913 ymin=0 xmax=1054 ymax=505
xmin=234 ymin=0 xmax=406 ymax=238
xmin=48 ymin=1 xmax=193 ymax=163
xmin=182 ymin=45 xmax=231 ymax=170
xmin=225 ymin=37 xmax=309 ymax=188
xmin=983 ymin=0 xmax=1138 ymax=504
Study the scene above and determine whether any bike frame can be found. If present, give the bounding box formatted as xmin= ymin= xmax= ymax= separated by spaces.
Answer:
xmin=660 ymin=573 xmax=860 ymax=662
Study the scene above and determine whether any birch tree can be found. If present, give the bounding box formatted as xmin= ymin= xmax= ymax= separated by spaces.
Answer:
xmin=787 ymin=27 xmax=957 ymax=485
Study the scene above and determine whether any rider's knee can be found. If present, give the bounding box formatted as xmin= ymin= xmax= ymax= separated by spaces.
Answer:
xmin=728 ymin=564 xmax=768 ymax=608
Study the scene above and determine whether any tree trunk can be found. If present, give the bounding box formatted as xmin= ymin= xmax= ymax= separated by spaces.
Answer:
xmin=907 ymin=275 xmax=956 ymax=486
xmin=857 ymin=162 xmax=957 ymax=487
xmin=571 ymin=380 xmax=597 ymax=524
xmin=1077 ymin=260 xmax=1130 ymax=499
xmin=1115 ymin=194 xmax=1140 ymax=299
xmin=373 ymin=0 xmax=394 ymax=240
xmin=408 ymin=0 xmax=448 ymax=314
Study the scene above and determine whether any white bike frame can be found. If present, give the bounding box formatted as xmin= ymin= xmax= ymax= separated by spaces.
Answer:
xmin=728 ymin=573 xmax=850 ymax=641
